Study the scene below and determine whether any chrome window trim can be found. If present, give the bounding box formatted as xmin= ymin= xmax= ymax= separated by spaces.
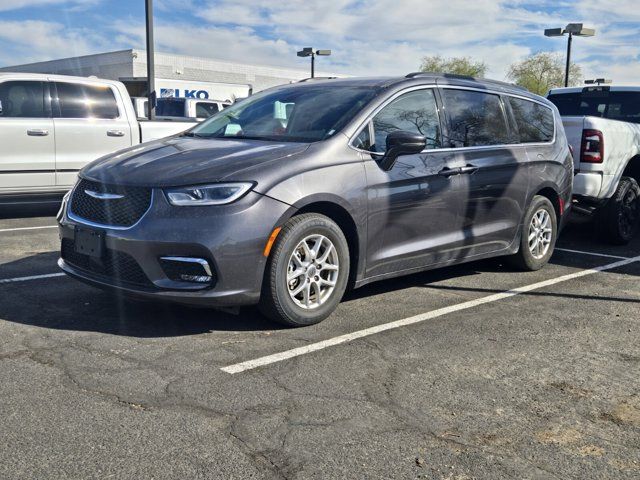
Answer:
xmin=67 ymin=184 xmax=154 ymax=231
xmin=348 ymin=84 xmax=556 ymax=155
xmin=159 ymin=257 xmax=213 ymax=276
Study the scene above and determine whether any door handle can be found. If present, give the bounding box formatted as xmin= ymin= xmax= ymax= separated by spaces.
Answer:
xmin=27 ymin=129 xmax=49 ymax=136
xmin=459 ymin=164 xmax=479 ymax=175
xmin=438 ymin=167 xmax=461 ymax=177
xmin=107 ymin=130 xmax=125 ymax=137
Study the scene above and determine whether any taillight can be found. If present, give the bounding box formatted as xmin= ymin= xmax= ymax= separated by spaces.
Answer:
xmin=581 ymin=129 xmax=604 ymax=163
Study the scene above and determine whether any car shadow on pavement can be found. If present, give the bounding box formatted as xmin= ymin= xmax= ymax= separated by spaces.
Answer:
xmin=0 ymin=252 xmax=285 ymax=337
xmin=1 ymin=218 xmax=637 ymax=338
xmin=0 ymin=203 xmax=60 ymax=219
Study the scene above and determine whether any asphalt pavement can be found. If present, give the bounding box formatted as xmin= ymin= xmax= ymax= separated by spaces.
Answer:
xmin=1 ymin=210 xmax=638 ymax=479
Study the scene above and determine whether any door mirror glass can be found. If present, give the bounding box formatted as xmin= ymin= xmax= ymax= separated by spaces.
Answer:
xmin=379 ymin=130 xmax=427 ymax=171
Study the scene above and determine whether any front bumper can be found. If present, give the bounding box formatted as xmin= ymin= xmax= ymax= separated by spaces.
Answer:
xmin=57 ymin=188 xmax=291 ymax=307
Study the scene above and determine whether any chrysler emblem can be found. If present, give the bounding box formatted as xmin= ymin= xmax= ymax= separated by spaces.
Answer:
xmin=84 ymin=190 xmax=124 ymax=200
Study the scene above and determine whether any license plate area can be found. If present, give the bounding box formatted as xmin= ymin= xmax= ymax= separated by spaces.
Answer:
xmin=74 ymin=227 xmax=104 ymax=258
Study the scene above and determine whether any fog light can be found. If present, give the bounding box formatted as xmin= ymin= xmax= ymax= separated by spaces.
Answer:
xmin=159 ymin=256 xmax=215 ymax=285
xmin=179 ymin=274 xmax=212 ymax=283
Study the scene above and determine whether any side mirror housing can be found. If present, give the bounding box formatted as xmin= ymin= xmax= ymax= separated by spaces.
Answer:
xmin=378 ymin=130 xmax=427 ymax=171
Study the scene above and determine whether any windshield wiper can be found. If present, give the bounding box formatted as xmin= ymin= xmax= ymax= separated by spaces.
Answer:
xmin=182 ymin=131 xmax=207 ymax=138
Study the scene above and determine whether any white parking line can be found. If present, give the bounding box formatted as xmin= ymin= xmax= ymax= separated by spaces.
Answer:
xmin=221 ymin=254 xmax=640 ymax=374
xmin=555 ymin=247 xmax=629 ymax=260
xmin=0 ymin=226 xmax=57 ymax=233
xmin=0 ymin=272 xmax=66 ymax=284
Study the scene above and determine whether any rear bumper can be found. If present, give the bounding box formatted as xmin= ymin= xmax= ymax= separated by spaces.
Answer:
xmin=57 ymin=188 xmax=291 ymax=307
xmin=573 ymin=172 xmax=603 ymax=198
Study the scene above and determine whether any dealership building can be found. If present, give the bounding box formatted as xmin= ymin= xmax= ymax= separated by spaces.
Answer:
xmin=0 ymin=49 xmax=334 ymax=99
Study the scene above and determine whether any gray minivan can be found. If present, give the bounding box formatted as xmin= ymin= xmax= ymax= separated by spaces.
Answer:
xmin=57 ymin=73 xmax=573 ymax=326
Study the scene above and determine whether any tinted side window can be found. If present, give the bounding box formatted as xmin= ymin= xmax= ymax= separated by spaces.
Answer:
xmin=0 ymin=81 xmax=46 ymax=118
xmin=371 ymin=89 xmax=440 ymax=151
xmin=156 ymin=99 xmax=185 ymax=117
xmin=442 ymin=89 xmax=509 ymax=147
xmin=508 ymin=97 xmax=554 ymax=143
xmin=196 ymin=102 xmax=219 ymax=118
xmin=55 ymin=83 xmax=119 ymax=119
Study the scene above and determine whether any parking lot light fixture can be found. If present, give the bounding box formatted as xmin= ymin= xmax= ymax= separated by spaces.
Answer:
xmin=544 ymin=23 xmax=595 ymax=87
xmin=297 ymin=47 xmax=332 ymax=78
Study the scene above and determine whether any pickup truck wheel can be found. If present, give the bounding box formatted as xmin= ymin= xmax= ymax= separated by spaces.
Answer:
xmin=259 ymin=213 xmax=350 ymax=327
xmin=598 ymin=176 xmax=639 ymax=245
xmin=508 ymin=195 xmax=557 ymax=271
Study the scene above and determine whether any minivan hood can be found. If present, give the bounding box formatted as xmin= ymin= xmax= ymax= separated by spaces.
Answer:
xmin=81 ymin=136 xmax=311 ymax=187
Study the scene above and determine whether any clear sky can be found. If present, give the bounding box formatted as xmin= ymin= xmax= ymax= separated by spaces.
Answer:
xmin=0 ymin=0 xmax=638 ymax=83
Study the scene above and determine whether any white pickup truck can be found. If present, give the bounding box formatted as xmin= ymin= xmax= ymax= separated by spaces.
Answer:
xmin=548 ymin=85 xmax=640 ymax=244
xmin=0 ymin=73 xmax=197 ymax=204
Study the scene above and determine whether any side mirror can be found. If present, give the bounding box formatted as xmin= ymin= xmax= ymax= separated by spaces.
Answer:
xmin=378 ymin=130 xmax=427 ymax=171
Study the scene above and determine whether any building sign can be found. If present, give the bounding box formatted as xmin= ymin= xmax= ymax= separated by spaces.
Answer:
xmin=160 ymin=88 xmax=210 ymax=99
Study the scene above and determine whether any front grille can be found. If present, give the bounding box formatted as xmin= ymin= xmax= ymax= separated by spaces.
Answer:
xmin=70 ymin=179 xmax=151 ymax=228
xmin=61 ymin=238 xmax=152 ymax=288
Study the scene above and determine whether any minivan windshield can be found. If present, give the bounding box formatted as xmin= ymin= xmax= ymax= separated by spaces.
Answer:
xmin=548 ymin=89 xmax=640 ymax=124
xmin=187 ymin=85 xmax=379 ymax=142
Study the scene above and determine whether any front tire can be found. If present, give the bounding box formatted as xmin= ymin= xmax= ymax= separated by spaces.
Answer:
xmin=597 ymin=176 xmax=639 ymax=245
xmin=259 ymin=213 xmax=350 ymax=327
xmin=509 ymin=195 xmax=558 ymax=271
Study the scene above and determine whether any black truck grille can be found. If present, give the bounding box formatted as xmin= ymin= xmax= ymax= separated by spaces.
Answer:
xmin=61 ymin=238 xmax=152 ymax=288
xmin=70 ymin=179 xmax=151 ymax=228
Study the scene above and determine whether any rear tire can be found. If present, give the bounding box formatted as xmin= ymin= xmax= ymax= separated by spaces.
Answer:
xmin=259 ymin=213 xmax=350 ymax=327
xmin=508 ymin=195 xmax=558 ymax=271
xmin=597 ymin=176 xmax=639 ymax=245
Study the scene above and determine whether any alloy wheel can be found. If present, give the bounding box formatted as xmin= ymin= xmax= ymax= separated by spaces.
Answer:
xmin=286 ymin=234 xmax=339 ymax=310
xmin=528 ymin=208 xmax=553 ymax=259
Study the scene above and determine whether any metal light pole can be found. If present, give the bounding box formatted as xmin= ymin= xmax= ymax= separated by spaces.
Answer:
xmin=544 ymin=23 xmax=595 ymax=87
xmin=145 ymin=0 xmax=156 ymax=120
xmin=297 ymin=48 xmax=331 ymax=78
xmin=564 ymin=31 xmax=572 ymax=87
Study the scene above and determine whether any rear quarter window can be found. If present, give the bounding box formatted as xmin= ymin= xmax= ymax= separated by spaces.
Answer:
xmin=508 ymin=97 xmax=554 ymax=143
xmin=441 ymin=89 xmax=510 ymax=147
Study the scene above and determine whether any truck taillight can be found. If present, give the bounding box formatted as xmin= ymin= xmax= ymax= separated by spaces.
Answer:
xmin=581 ymin=129 xmax=604 ymax=163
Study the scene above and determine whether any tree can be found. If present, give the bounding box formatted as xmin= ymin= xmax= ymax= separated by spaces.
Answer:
xmin=419 ymin=55 xmax=488 ymax=78
xmin=507 ymin=52 xmax=582 ymax=95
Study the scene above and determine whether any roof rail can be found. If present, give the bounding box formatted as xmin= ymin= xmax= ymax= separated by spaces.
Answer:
xmin=406 ymin=72 xmax=473 ymax=80
xmin=405 ymin=72 xmax=527 ymax=91
xmin=297 ymin=76 xmax=338 ymax=82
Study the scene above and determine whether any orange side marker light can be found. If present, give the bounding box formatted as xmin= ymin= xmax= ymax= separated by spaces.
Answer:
xmin=263 ymin=227 xmax=282 ymax=257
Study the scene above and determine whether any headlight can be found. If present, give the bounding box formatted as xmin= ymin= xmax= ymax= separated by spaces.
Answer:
xmin=164 ymin=182 xmax=253 ymax=206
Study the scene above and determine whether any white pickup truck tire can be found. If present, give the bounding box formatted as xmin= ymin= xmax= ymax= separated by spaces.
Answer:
xmin=598 ymin=176 xmax=640 ymax=245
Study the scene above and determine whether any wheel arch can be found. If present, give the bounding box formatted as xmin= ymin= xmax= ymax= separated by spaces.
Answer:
xmin=273 ymin=196 xmax=364 ymax=288
xmin=622 ymin=155 xmax=640 ymax=184
xmin=534 ymin=186 xmax=562 ymax=220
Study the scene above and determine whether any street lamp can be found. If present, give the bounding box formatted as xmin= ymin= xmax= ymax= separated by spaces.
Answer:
xmin=544 ymin=23 xmax=595 ymax=87
xmin=297 ymin=48 xmax=332 ymax=78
